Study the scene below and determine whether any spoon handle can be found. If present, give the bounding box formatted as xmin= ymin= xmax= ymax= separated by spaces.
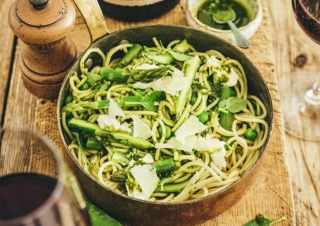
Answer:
xmin=227 ymin=21 xmax=251 ymax=49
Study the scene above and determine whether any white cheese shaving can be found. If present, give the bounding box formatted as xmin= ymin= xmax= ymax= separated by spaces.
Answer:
xmin=206 ymin=56 xmax=239 ymax=87
xmin=132 ymin=69 xmax=189 ymax=96
xmin=175 ymin=115 xmax=206 ymax=144
xmin=97 ymin=115 xmax=131 ymax=132
xmin=130 ymin=164 xmax=159 ymax=200
xmin=210 ymin=142 xmax=227 ymax=170
xmin=97 ymin=99 xmax=131 ymax=132
xmin=131 ymin=115 xmax=153 ymax=139
xmin=126 ymin=186 xmax=145 ymax=200
xmin=156 ymin=135 xmax=222 ymax=153
xmin=135 ymin=63 xmax=159 ymax=70
xmin=222 ymin=68 xmax=239 ymax=87
xmin=155 ymin=135 xmax=197 ymax=153
xmin=193 ymin=136 xmax=221 ymax=151
xmin=109 ymin=98 xmax=125 ymax=118
xmin=142 ymin=154 xmax=154 ymax=164
xmin=206 ymin=55 xmax=220 ymax=67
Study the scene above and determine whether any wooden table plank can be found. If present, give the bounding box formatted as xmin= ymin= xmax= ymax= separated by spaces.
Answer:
xmin=2 ymin=0 xmax=300 ymax=225
xmin=4 ymin=0 xmax=320 ymax=224
xmin=268 ymin=1 xmax=320 ymax=225
xmin=0 ymin=0 xmax=16 ymax=124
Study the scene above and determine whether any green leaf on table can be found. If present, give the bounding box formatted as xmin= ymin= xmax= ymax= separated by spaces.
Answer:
xmin=119 ymin=91 xmax=165 ymax=111
xmin=243 ymin=214 xmax=286 ymax=226
xmin=86 ymin=201 xmax=123 ymax=226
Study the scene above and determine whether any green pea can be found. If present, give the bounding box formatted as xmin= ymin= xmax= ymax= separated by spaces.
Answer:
xmin=190 ymin=96 xmax=198 ymax=105
xmin=197 ymin=111 xmax=209 ymax=124
xmin=80 ymin=82 xmax=90 ymax=90
xmin=244 ymin=128 xmax=258 ymax=141
xmin=64 ymin=95 xmax=73 ymax=105
xmin=158 ymin=126 xmax=172 ymax=139
xmin=65 ymin=112 xmax=73 ymax=119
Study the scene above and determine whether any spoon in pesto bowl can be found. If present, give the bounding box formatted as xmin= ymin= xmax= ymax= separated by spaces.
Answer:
xmin=212 ymin=7 xmax=251 ymax=49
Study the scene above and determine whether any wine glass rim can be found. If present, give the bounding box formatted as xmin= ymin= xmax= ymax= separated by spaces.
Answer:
xmin=0 ymin=126 xmax=67 ymax=225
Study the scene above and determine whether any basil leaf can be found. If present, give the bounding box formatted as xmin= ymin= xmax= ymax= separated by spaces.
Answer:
xmin=225 ymin=97 xmax=247 ymax=113
xmin=119 ymin=96 xmax=143 ymax=107
xmin=243 ymin=214 xmax=286 ymax=226
xmin=218 ymin=99 xmax=227 ymax=108
xmin=119 ymin=91 xmax=165 ymax=111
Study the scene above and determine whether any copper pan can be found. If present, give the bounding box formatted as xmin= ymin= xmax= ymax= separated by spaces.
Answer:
xmin=57 ymin=1 xmax=273 ymax=225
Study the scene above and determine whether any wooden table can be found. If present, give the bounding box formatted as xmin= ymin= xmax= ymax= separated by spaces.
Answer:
xmin=1 ymin=0 xmax=319 ymax=225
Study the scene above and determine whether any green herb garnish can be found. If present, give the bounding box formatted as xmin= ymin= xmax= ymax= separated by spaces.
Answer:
xmin=243 ymin=214 xmax=286 ymax=226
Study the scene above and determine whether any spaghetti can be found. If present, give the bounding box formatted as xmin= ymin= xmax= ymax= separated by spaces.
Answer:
xmin=61 ymin=38 xmax=269 ymax=202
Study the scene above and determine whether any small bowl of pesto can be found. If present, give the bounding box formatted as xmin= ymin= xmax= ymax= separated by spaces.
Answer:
xmin=186 ymin=0 xmax=263 ymax=45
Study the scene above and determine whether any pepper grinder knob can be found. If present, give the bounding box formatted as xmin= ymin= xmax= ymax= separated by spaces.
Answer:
xmin=29 ymin=0 xmax=49 ymax=9
xmin=8 ymin=0 xmax=78 ymax=99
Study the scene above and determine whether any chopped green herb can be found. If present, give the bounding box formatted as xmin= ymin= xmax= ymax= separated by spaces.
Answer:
xmin=243 ymin=214 xmax=286 ymax=226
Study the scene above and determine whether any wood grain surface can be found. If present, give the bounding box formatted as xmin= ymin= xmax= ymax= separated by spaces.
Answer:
xmin=268 ymin=1 xmax=320 ymax=226
xmin=0 ymin=0 xmax=15 ymax=123
xmin=1 ymin=0 xmax=319 ymax=225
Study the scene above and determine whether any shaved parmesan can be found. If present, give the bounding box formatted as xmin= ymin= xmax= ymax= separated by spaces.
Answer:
xmin=142 ymin=154 xmax=154 ymax=163
xmin=136 ymin=64 xmax=159 ymax=70
xmin=210 ymin=142 xmax=227 ymax=170
xmin=206 ymin=55 xmax=220 ymax=67
xmin=193 ymin=136 xmax=221 ymax=151
xmin=206 ymin=56 xmax=239 ymax=87
xmin=155 ymin=135 xmax=197 ymax=152
xmin=156 ymin=135 xmax=222 ymax=153
xmin=222 ymin=68 xmax=239 ymax=87
xmin=131 ymin=115 xmax=153 ymax=139
xmin=175 ymin=115 xmax=206 ymax=144
xmin=130 ymin=164 xmax=159 ymax=200
xmin=109 ymin=98 xmax=125 ymax=118
xmin=97 ymin=115 xmax=131 ymax=132
xmin=97 ymin=99 xmax=131 ymax=132
xmin=132 ymin=69 xmax=189 ymax=96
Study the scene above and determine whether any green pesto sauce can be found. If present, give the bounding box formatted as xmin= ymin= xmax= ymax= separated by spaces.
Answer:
xmin=197 ymin=0 xmax=252 ymax=30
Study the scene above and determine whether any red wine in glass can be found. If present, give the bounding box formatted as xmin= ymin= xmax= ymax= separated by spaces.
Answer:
xmin=0 ymin=127 xmax=92 ymax=226
xmin=292 ymin=0 xmax=320 ymax=44
xmin=0 ymin=173 xmax=57 ymax=220
xmin=277 ymin=0 xmax=320 ymax=141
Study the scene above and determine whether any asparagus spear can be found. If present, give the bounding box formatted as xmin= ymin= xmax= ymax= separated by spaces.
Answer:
xmin=67 ymin=117 xmax=154 ymax=149
xmin=144 ymin=51 xmax=175 ymax=64
xmin=172 ymin=39 xmax=190 ymax=53
xmin=110 ymin=158 xmax=176 ymax=183
xmin=175 ymin=55 xmax=201 ymax=119
xmin=99 ymin=66 xmax=172 ymax=83
xmin=118 ymin=43 xmax=144 ymax=67
xmin=219 ymin=86 xmax=236 ymax=141
xmin=62 ymin=100 xmax=109 ymax=112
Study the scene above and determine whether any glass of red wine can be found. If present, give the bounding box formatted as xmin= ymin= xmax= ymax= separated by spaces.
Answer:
xmin=0 ymin=127 xmax=91 ymax=225
xmin=278 ymin=0 xmax=320 ymax=141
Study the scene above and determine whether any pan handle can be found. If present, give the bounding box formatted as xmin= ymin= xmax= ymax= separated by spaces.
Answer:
xmin=73 ymin=0 xmax=110 ymax=43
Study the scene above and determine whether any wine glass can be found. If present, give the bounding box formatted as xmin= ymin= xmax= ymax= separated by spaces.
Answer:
xmin=0 ymin=127 xmax=91 ymax=226
xmin=278 ymin=0 xmax=320 ymax=141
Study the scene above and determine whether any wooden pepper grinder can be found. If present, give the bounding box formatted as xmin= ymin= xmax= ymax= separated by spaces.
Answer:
xmin=8 ymin=0 xmax=78 ymax=99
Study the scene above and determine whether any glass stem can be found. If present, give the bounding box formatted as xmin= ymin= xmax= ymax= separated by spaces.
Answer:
xmin=304 ymin=75 xmax=320 ymax=105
